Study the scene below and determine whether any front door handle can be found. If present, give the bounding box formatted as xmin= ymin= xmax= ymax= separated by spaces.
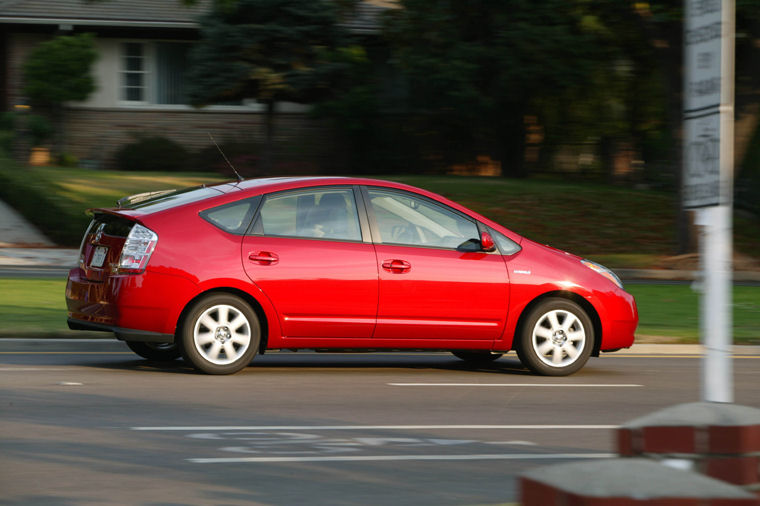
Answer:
xmin=249 ymin=251 xmax=279 ymax=265
xmin=382 ymin=259 xmax=411 ymax=273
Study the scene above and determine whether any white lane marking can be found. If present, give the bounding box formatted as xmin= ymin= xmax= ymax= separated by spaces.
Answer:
xmin=0 ymin=367 xmax=71 ymax=371
xmin=188 ymin=453 xmax=614 ymax=464
xmin=0 ymin=352 xmax=132 ymax=355
xmin=132 ymin=425 xmax=618 ymax=431
xmin=388 ymin=383 xmax=643 ymax=387
xmin=486 ymin=441 xmax=537 ymax=446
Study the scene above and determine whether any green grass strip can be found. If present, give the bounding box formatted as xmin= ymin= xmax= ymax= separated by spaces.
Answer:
xmin=2 ymin=278 xmax=758 ymax=343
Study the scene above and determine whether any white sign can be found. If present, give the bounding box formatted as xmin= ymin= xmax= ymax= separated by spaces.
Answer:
xmin=684 ymin=0 xmax=722 ymax=111
xmin=683 ymin=0 xmax=726 ymax=209
xmin=684 ymin=114 xmax=720 ymax=206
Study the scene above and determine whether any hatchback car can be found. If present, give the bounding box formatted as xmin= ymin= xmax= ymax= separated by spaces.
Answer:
xmin=66 ymin=177 xmax=637 ymax=375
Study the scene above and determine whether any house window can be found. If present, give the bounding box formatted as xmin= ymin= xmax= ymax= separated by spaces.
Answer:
xmin=120 ymin=42 xmax=190 ymax=104
xmin=121 ymin=42 xmax=147 ymax=102
xmin=156 ymin=43 xmax=188 ymax=104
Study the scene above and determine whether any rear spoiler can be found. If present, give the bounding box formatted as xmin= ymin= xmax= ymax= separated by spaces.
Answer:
xmin=85 ymin=207 xmax=141 ymax=222
xmin=117 ymin=189 xmax=176 ymax=208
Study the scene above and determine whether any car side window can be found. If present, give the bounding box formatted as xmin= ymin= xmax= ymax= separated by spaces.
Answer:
xmin=489 ymin=228 xmax=522 ymax=255
xmin=200 ymin=196 xmax=261 ymax=235
xmin=251 ymin=188 xmax=362 ymax=242
xmin=367 ymin=188 xmax=479 ymax=249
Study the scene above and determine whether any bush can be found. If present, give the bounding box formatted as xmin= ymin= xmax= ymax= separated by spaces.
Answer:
xmin=57 ymin=152 xmax=78 ymax=167
xmin=26 ymin=114 xmax=54 ymax=146
xmin=115 ymin=135 xmax=189 ymax=172
xmin=0 ymin=131 xmax=13 ymax=157
xmin=0 ymin=111 xmax=15 ymax=130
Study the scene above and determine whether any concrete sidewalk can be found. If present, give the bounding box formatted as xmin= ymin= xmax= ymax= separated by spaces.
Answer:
xmin=0 ymin=198 xmax=54 ymax=247
xmin=0 ymin=197 xmax=79 ymax=269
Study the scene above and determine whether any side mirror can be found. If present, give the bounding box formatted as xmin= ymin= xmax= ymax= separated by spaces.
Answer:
xmin=480 ymin=231 xmax=496 ymax=252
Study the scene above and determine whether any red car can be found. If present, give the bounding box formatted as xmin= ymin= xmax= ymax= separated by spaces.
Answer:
xmin=66 ymin=177 xmax=637 ymax=375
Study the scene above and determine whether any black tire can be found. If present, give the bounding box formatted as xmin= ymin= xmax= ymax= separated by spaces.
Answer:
xmin=125 ymin=341 xmax=181 ymax=361
xmin=451 ymin=350 xmax=504 ymax=364
xmin=516 ymin=298 xmax=593 ymax=376
xmin=179 ymin=293 xmax=260 ymax=375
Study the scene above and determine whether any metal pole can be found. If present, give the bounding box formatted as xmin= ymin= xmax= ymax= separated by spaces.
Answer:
xmin=699 ymin=205 xmax=733 ymax=402
xmin=700 ymin=0 xmax=734 ymax=403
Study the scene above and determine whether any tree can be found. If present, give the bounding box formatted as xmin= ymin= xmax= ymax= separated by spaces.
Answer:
xmin=383 ymin=0 xmax=610 ymax=176
xmin=22 ymin=33 xmax=97 ymax=153
xmin=588 ymin=0 xmax=760 ymax=253
xmin=186 ymin=0 xmax=353 ymax=171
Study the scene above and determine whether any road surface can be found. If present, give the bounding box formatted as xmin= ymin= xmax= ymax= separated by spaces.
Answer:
xmin=1 ymin=340 xmax=758 ymax=505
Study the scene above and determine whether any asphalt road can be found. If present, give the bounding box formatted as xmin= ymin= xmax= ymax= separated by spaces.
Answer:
xmin=2 ymin=341 xmax=759 ymax=506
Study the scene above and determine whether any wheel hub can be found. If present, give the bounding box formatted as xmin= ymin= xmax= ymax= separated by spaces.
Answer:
xmin=551 ymin=329 xmax=567 ymax=346
xmin=215 ymin=326 xmax=231 ymax=343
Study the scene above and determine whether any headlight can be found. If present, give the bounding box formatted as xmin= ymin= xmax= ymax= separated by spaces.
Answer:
xmin=581 ymin=259 xmax=623 ymax=289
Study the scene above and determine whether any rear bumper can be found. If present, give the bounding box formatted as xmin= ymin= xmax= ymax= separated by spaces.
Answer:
xmin=66 ymin=267 xmax=196 ymax=338
xmin=67 ymin=318 xmax=174 ymax=343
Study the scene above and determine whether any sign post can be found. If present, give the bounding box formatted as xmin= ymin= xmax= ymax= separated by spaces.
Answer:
xmin=683 ymin=0 xmax=734 ymax=403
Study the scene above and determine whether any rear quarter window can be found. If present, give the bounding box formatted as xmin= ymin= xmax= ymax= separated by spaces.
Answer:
xmin=200 ymin=196 xmax=261 ymax=235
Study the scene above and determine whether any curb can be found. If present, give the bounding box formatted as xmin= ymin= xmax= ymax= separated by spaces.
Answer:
xmin=1 ymin=339 xmax=759 ymax=356
xmin=620 ymin=344 xmax=760 ymax=356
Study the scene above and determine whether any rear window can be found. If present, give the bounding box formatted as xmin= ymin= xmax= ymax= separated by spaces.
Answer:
xmin=91 ymin=213 xmax=134 ymax=237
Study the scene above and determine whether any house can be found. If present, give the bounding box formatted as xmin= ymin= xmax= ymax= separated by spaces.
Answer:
xmin=0 ymin=0 xmax=390 ymax=169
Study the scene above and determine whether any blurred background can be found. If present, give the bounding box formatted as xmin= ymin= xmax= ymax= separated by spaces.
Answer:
xmin=0 ymin=0 xmax=758 ymax=341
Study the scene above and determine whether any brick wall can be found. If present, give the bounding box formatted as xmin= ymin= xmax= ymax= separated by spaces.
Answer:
xmin=3 ymin=32 xmax=50 ymax=108
xmin=62 ymin=107 xmax=335 ymax=170
xmin=618 ymin=421 xmax=760 ymax=491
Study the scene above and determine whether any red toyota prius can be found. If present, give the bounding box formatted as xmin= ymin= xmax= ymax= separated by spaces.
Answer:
xmin=66 ymin=177 xmax=637 ymax=376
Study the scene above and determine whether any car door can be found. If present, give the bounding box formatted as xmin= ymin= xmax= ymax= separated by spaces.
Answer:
xmin=242 ymin=186 xmax=378 ymax=339
xmin=364 ymin=187 xmax=509 ymax=341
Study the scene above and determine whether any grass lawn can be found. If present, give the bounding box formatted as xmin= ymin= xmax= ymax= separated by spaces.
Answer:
xmin=0 ymin=161 xmax=224 ymax=245
xmin=3 ymin=278 xmax=758 ymax=343
xmin=383 ymin=175 xmax=760 ymax=268
xmin=627 ymin=283 xmax=760 ymax=342
xmin=0 ymin=158 xmax=759 ymax=266
xmin=0 ymin=278 xmax=75 ymax=337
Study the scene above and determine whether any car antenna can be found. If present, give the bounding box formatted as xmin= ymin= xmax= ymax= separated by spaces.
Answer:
xmin=208 ymin=132 xmax=243 ymax=183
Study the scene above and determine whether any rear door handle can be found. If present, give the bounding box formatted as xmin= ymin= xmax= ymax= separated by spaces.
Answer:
xmin=249 ymin=251 xmax=279 ymax=265
xmin=382 ymin=259 xmax=411 ymax=273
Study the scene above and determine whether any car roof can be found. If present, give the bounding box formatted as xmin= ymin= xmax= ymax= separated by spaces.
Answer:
xmin=223 ymin=176 xmax=417 ymax=194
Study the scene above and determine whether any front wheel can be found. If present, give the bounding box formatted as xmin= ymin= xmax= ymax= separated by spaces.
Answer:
xmin=125 ymin=341 xmax=181 ymax=361
xmin=516 ymin=298 xmax=593 ymax=376
xmin=179 ymin=293 xmax=261 ymax=375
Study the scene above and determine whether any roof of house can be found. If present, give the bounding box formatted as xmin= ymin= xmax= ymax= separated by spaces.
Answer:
xmin=0 ymin=0 xmax=209 ymax=28
xmin=0 ymin=0 xmax=390 ymax=31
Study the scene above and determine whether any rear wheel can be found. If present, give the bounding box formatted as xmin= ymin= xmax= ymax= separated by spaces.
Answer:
xmin=125 ymin=341 xmax=180 ymax=361
xmin=451 ymin=350 xmax=504 ymax=364
xmin=180 ymin=293 xmax=260 ymax=375
xmin=516 ymin=298 xmax=593 ymax=376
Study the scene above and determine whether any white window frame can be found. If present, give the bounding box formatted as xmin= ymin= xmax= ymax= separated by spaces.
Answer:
xmin=120 ymin=41 xmax=151 ymax=105
xmin=105 ymin=39 xmax=308 ymax=113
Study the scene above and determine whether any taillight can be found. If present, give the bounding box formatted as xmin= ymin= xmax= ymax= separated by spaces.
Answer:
xmin=118 ymin=224 xmax=158 ymax=274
